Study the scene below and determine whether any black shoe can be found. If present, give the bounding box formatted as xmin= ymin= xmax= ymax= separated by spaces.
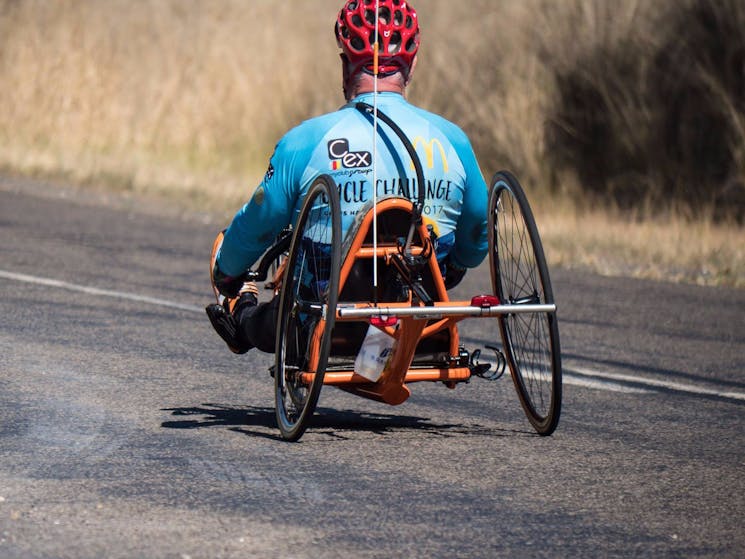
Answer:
xmin=206 ymin=282 xmax=258 ymax=354
xmin=206 ymin=302 xmax=252 ymax=354
xmin=204 ymin=303 xmax=251 ymax=355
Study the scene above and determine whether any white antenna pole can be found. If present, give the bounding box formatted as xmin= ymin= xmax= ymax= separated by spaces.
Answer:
xmin=372 ymin=0 xmax=380 ymax=297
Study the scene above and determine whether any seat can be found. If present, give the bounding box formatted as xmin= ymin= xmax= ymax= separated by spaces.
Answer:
xmin=327 ymin=197 xmax=456 ymax=370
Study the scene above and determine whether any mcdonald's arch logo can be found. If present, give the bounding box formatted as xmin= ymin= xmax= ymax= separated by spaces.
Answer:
xmin=411 ymin=137 xmax=449 ymax=173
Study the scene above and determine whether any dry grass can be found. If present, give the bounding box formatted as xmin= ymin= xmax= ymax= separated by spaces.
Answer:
xmin=0 ymin=0 xmax=742 ymax=287
xmin=534 ymin=199 xmax=745 ymax=288
xmin=0 ymin=0 xmax=343 ymax=205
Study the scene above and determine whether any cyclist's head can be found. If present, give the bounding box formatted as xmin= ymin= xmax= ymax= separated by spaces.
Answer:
xmin=335 ymin=0 xmax=420 ymax=85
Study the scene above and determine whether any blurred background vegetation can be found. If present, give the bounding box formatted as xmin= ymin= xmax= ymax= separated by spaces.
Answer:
xmin=0 ymin=0 xmax=742 ymax=285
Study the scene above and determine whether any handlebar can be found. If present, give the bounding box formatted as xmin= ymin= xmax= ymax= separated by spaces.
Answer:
xmin=245 ymin=228 xmax=293 ymax=282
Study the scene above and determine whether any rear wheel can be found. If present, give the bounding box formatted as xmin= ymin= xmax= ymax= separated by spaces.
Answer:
xmin=274 ymin=175 xmax=341 ymax=441
xmin=488 ymin=171 xmax=562 ymax=435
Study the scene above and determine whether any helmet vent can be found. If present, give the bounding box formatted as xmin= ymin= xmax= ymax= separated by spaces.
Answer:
xmin=405 ymin=36 xmax=417 ymax=54
xmin=366 ymin=7 xmax=391 ymax=26
xmin=388 ymin=31 xmax=402 ymax=55
xmin=351 ymin=35 xmax=366 ymax=52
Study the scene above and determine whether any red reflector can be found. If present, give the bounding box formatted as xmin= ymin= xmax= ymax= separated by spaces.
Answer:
xmin=371 ymin=316 xmax=398 ymax=328
xmin=471 ymin=295 xmax=500 ymax=307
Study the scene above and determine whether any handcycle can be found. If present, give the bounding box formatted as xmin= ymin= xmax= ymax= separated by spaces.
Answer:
xmin=211 ymin=106 xmax=561 ymax=442
xmin=211 ymin=171 xmax=561 ymax=441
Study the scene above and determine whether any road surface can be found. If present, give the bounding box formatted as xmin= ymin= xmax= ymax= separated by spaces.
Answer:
xmin=1 ymin=177 xmax=744 ymax=558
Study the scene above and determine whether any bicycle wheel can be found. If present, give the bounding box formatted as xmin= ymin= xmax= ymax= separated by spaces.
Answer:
xmin=275 ymin=175 xmax=341 ymax=441
xmin=489 ymin=171 xmax=562 ymax=435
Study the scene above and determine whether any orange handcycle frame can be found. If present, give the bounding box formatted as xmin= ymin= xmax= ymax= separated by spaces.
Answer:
xmin=299 ymin=196 xmax=551 ymax=406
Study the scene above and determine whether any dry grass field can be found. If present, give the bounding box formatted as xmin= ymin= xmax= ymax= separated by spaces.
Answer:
xmin=0 ymin=0 xmax=742 ymax=287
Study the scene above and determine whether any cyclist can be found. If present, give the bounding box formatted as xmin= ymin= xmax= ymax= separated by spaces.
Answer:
xmin=207 ymin=0 xmax=488 ymax=355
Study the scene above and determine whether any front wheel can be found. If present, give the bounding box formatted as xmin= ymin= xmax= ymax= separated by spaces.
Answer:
xmin=274 ymin=175 xmax=341 ymax=441
xmin=488 ymin=171 xmax=562 ymax=435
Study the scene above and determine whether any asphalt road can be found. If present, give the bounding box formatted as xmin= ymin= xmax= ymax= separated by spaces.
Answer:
xmin=1 ymin=177 xmax=744 ymax=558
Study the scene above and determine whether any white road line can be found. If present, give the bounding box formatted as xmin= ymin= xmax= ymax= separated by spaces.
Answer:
xmin=0 ymin=269 xmax=203 ymax=313
xmin=568 ymin=366 xmax=745 ymax=402
xmin=3 ymin=268 xmax=743 ymax=402
xmin=562 ymin=373 xmax=652 ymax=394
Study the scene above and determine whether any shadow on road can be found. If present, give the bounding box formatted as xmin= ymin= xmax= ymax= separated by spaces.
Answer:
xmin=161 ymin=403 xmax=275 ymax=430
xmin=161 ymin=403 xmax=533 ymax=441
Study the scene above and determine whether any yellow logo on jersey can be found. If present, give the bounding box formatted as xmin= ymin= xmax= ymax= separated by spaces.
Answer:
xmin=411 ymin=137 xmax=449 ymax=173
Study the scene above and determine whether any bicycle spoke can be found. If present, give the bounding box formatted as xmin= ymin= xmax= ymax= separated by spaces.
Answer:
xmin=488 ymin=171 xmax=561 ymax=435
xmin=274 ymin=175 xmax=341 ymax=441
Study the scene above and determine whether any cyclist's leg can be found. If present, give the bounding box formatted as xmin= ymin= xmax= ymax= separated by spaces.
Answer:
xmin=235 ymin=295 xmax=280 ymax=353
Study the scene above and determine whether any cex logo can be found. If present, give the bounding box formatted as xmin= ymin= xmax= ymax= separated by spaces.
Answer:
xmin=411 ymin=137 xmax=449 ymax=173
xmin=328 ymin=138 xmax=372 ymax=170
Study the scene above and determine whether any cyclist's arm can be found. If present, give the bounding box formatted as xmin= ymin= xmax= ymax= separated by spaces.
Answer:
xmin=216 ymin=135 xmax=305 ymax=277
xmin=450 ymin=132 xmax=488 ymax=269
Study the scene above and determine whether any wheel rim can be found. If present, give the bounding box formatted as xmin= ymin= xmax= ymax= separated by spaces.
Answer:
xmin=276 ymin=178 xmax=340 ymax=439
xmin=492 ymin=182 xmax=557 ymax=423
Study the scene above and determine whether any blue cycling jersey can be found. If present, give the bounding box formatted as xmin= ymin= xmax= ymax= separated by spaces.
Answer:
xmin=218 ymin=92 xmax=488 ymax=277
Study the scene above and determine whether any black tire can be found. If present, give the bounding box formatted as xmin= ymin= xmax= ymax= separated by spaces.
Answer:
xmin=274 ymin=175 xmax=341 ymax=441
xmin=488 ymin=171 xmax=562 ymax=435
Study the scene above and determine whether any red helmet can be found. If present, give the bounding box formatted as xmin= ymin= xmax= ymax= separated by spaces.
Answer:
xmin=336 ymin=0 xmax=420 ymax=79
